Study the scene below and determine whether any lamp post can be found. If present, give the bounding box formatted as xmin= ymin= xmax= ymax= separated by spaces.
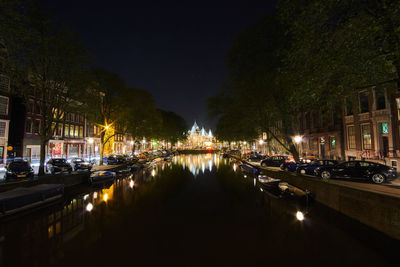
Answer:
xmin=88 ymin=138 xmax=94 ymax=161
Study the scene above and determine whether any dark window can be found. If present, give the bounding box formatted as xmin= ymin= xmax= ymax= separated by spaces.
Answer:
xmin=0 ymin=121 xmax=5 ymax=137
xmin=375 ymin=88 xmax=386 ymax=110
xmin=345 ymin=97 xmax=353 ymax=116
xmin=309 ymin=137 xmax=314 ymax=150
xmin=0 ymin=146 xmax=3 ymax=164
xmin=25 ymin=118 xmax=32 ymax=133
xmin=359 ymin=92 xmax=369 ymax=113
xmin=0 ymin=96 xmax=8 ymax=115
xmin=34 ymin=120 xmax=40 ymax=134
xmin=35 ymin=102 xmax=41 ymax=115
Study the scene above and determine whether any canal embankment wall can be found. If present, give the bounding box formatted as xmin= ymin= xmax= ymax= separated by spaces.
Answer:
xmin=0 ymin=164 xmax=128 ymax=193
xmin=229 ymin=154 xmax=400 ymax=240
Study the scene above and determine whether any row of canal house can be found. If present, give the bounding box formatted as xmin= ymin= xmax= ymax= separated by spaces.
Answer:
xmin=0 ymin=78 xmax=134 ymax=165
xmin=294 ymin=82 xmax=400 ymax=169
xmin=7 ymin=96 xmax=135 ymax=164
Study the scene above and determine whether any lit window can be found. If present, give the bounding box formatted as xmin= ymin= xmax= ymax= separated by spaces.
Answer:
xmin=347 ymin=126 xmax=356 ymax=149
xmin=65 ymin=124 xmax=69 ymax=137
xmin=70 ymin=125 xmax=74 ymax=137
xmin=361 ymin=124 xmax=372 ymax=150
xmin=381 ymin=122 xmax=388 ymax=134
xmin=330 ymin=137 xmax=336 ymax=150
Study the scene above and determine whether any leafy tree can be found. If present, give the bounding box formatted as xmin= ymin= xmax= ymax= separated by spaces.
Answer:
xmin=277 ymin=0 xmax=400 ymax=109
xmin=121 ymin=88 xmax=161 ymax=149
xmin=83 ymin=68 xmax=127 ymax=165
xmin=0 ymin=1 xmax=89 ymax=174
xmin=156 ymin=110 xmax=187 ymax=147
xmin=209 ymin=15 xmax=301 ymax=160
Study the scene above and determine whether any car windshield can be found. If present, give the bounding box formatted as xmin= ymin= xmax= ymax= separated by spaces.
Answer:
xmin=10 ymin=161 xmax=30 ymax=168
xmin=53 ymin=159 xmax=66 ymax=163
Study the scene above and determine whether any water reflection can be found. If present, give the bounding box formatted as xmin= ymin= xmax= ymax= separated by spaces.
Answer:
xmin=0 ymin=153 xmax=397 ymax=267
xmin=177 ymin=153 xmax=220 ymax=176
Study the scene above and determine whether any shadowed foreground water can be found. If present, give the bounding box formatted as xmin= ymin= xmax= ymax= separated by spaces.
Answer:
xmin=0 ymin=153 xmax=398 ymax=267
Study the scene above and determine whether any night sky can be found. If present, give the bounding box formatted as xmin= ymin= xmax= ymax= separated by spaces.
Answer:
xmin=44 ymin=0 xmax=277 ymax=129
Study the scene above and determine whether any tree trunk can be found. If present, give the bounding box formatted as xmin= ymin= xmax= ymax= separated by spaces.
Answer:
xmin=99 ymin=131 xmax=105 ymax=165
xmin=38 ymin=139 xmax=47 ymax=176
xmin=288 ymin=140 xmax=300 ymax=162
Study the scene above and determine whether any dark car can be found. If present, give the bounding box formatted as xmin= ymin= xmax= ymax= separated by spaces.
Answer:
xmin=5 ymin=160 xmax=34 ymax=180
xmin=260 ymin=156 xmax=288 ymax=167
xmin=314 ymin=160 xmax=397 ymax=184
xmin=296 ymin=160 xmax=338 ymax=175
xmin=46 ymin=158 xmax=72 ymax=174
xmin=70 ymin=158 xmax=92 ymax=171
xmin=247 ymin=154 xmax=266 ymax=165
xmin=105 ymin=155 xmax=127 ymax=165
xmin=123 ymin=155 xmax=139 ymax=165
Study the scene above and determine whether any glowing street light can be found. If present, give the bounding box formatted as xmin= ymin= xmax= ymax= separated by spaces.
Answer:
xmin=296 ymin=211 xmax=304 ymax=221
xmin=130 ymin=141 xmax=134 ymax=145
xmin=294 ymin=135 xmax=302 ymax=144
xmin=88 ymin=138 xmax=94 ymax=144
xmin=259 ymin=139 xmax=264 ymax=145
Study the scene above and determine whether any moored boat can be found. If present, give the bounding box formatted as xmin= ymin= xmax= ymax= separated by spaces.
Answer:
xmin=89 ymin=171 xmax=116 ymax=184
xmin=239 ymin=163 xmax=260 ymax=176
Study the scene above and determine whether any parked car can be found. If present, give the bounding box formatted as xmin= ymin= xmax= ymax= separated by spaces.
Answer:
xmin=5 ymin=160 xmax=34 ymax=180
xmin=247 ymin=154 xmax=266 ymax=165
xmin=260 ymin=156 xmax=288 ymax=167
xmin=70 ymin=158 xmax=92 ymax=172
xmin=280 ymin=161 xmax=299 ymax=172
xmin=296 ymin=160 xmax=338 ymax=175
xmin=46 ymin=158 xmax=72 ymax=174
xmin=314 ymin=160 xmax=397 ymax=184
xmin=280 ymin=157 xmax=319 ymax=172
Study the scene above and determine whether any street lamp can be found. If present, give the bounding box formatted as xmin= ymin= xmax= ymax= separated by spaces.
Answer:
xmin=294 ymin=135 xmax=302 ymax=144
xmin=259 ymin=139 xmax=264 ymax=145
xmin=88 ymin=138 xmax=94 ymax=161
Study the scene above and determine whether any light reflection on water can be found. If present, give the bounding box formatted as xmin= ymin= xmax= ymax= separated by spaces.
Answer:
xmin=176 ymin=153 xmax=220 ymax=176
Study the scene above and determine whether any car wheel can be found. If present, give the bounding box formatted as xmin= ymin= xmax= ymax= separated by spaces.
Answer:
xmin=321 ymin=170 xmax=331 ymax=179
xmin=371 ymin=173 xmax=385 ymax=184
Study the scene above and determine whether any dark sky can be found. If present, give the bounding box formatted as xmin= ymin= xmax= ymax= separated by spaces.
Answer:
xmin=44 ymin=0 xmax=277 ymax=129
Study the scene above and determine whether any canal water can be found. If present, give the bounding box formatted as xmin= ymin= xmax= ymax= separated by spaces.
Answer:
xmin=0 ymin=153 xmax=398 ymax=267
